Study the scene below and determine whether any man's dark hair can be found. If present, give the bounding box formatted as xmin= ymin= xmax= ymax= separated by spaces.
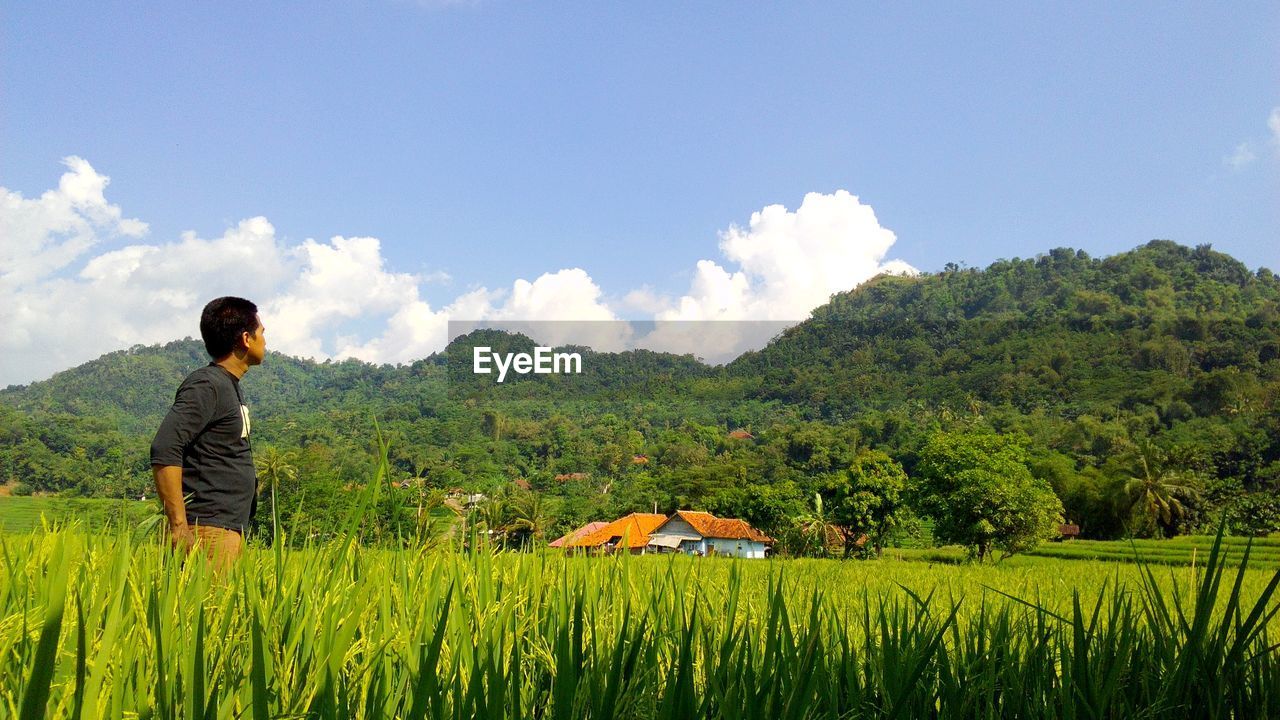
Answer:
xmin=200 ymin=297 xmax=259 ymax=359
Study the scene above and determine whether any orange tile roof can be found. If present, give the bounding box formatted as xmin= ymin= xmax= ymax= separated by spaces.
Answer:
xmin=566 ymin=513 xmax=668 ymax=549
xmin=666 ymin=510 xmax=774 ymax=543
xmin=549 ymin=521 xmax=609 ymax=548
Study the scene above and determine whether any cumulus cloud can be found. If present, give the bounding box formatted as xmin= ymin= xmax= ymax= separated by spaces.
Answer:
xmin=440 ymin=269 xmax=633 ymax=352
xmin=0 ymin=159 xmax=445 ymax=384
xmin=1 ymin=156 xmax=147 ymax=292
xmin=265 ymin=235 xmax=423 ymax=359
xmin=1 ymin=159 xmax=915 ymax=385
xmin=658 ymin=190 xmax=915 ymax=322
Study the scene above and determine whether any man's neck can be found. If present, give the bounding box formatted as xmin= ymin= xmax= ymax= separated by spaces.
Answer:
xmin=215 ymin=354 xmax=249 ymax=379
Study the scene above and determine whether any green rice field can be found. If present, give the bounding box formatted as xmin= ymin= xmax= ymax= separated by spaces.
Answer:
xmin=0 ymin=496 xmax=155 ymax=534
xmin=1026 ymin=535 xmax=1280 ymax=569
xmin=2 ymin=526 xmax=1278 ymax=719
xmin=885 ymin=535 xmax=1280 ymax=571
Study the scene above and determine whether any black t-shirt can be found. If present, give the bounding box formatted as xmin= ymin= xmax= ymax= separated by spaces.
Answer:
xmin=150 ymin=364 xmax=257 ymax=532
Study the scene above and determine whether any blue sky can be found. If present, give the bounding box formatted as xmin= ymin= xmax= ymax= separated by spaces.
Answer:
xmin=2 ymin=2 xmax=1277 ymax=385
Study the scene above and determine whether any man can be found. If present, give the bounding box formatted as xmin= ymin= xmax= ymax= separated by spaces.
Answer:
xmin=151 ymin=296 xmax=266 ymax=571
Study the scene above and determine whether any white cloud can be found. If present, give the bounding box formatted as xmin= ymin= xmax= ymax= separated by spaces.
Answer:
xmin=658 ymin=190 xmax=916 ymax=321
xmin=264 ymin=235 xmax=422 ymax=359
xmin=441 ymin=269 xmax=633 ymax=351
xmin=1270 ymin=107 xmax=1280 ymax=148
xmin=466 ymin=268 xmax=617 ymax=322
xmin=1225 ymin=142 xmax=1256 ymax=169
xmin=0 ymin=156 xmax=147 ymax=292
xmin=334 ymin=300 xmax=450 ymax=365
xmin=0 ymin=214 xmax=291 ymax=385
xmin=0 ymin=161 xmax=915 ymax=385
xmin=618 ymin=286 xmax=668 ymax=315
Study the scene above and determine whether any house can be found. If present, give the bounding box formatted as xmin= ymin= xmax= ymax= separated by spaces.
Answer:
xmin=443 ymin=489 xmax=487 ymax=513
xmin=631 ymin=454 xmax=649 ymax=464
xmin=549 ymin=521 xmax=609 ymax=549
xmin=512 ymin=477 xmax=532 ymax=491
xmin=647 ymin=510 xmax=773 ymax=559
xmin=1058 ymin=523 xmax=1081 ymax=541
xmin=727 ymin=429 xmax=754 ymax=440
xmin=554 ymin=472 xmax=590 ymax=483
xmin=562 ymin=513 xmax=668 ymax=554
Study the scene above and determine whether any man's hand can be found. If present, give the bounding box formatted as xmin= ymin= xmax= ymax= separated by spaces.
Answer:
xmin=152 ymin=464 xmax=194 ymax=553
xmin=169 ymin=523 xmax=197 ymax=553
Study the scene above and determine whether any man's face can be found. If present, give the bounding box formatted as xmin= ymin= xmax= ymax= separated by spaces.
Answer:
xmin=244 ymin=315 xmax=266 ymax=366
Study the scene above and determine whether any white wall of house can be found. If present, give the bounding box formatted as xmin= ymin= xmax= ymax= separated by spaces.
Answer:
xmin=674 ymin=538 xmax=707 ymax=555
xmin=706 ymin=539 xmax=768 ymax=559
xmin=657 ymin=517 xmax=769 ymax=558
xmin=660 ymin=516 xmax=700 ymax=536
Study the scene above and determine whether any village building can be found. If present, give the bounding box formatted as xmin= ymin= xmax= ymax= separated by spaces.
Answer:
xmin=560 ymin=513 xmax=668 ymax=554
xmin=548 ymin=521 xmax=609 ymax=549
xmin=647 ymin=510 xmax=773 ymax=559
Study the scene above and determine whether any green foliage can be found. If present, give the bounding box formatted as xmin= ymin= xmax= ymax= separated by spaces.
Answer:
xmin=826 ymin=449 xmax=908 ymax=556
xmin=1 ymin=241 xmax=1277 ymax=545
xmin=1119 ymin=442 xmax=1203 ymax=537
xmin=1223 ymin=493 xmax=1280 ymax=537
xmin=914 ymin=428 xmax=1064 ymax=560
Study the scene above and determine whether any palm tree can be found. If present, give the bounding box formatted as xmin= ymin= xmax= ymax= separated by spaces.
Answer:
xmin=506 ymin=492 xmax=556 ymax=549
xmin=256 ymin=446 xmax=298 ymax=542
xmin=475 ymin=492 xmax=508 ymax=548
xmin=1122 ymin=443 xmax=1199 ymax=537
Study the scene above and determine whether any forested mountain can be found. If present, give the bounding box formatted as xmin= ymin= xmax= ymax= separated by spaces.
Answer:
xmin=3 ymin=240 xmax=1277 ymax=544
xmin=730 ymin=240 xmax=1280 ymax=420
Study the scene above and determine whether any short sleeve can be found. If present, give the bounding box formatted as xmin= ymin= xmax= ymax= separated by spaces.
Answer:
xmin=150 ymin=375 xmax=219 ymax=466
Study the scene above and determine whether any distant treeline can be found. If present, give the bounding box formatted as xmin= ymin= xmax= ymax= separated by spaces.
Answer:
xmin=2 ymin=240 xmax=1277 ymax=547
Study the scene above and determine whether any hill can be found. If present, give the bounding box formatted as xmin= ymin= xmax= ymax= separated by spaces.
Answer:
xmin=730 ymin=240 xmax=1280 ymax=420
xmin=2 ymin=240 xmax=1277 ymax=540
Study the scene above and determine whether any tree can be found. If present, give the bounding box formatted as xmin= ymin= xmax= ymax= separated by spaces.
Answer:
xmin=709 ymin=480 xmax=805 ymax=540
xmin=913 ymin=429 xmax=1063 ymax=561
xmin=505 ymin=491 xmax=557 ymax=549
xmin=1223 ymin=493 xmax=1280 ymax=537
xmin=831 ymin=450 xmax=908 ymax=557
xmin=474 ymin=492 xmax=508 ymax=548
xmin=1120 ymin=442 xmax=1200 ymax=537
xmin=481 ymin=410 xmax=505 ymax=441
xmin=255 ymin=445 xmax=298 ymax=542
xmin=792 ymin=493 xmax=841 ymax=558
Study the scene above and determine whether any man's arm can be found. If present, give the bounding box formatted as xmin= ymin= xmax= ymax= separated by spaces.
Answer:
xmin=150 ymin=374 xmax=217 ymax=551
xmin=153 ymin=464 xmax=195 ymax=551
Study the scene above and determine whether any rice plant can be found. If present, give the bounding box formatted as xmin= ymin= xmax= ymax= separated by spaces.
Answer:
xmin=1 ymin=520 xmax=1277 ymax=719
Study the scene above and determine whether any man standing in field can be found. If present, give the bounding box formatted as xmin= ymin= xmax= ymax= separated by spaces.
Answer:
xmin=151 ymin=296 xmax=266 ymax=571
